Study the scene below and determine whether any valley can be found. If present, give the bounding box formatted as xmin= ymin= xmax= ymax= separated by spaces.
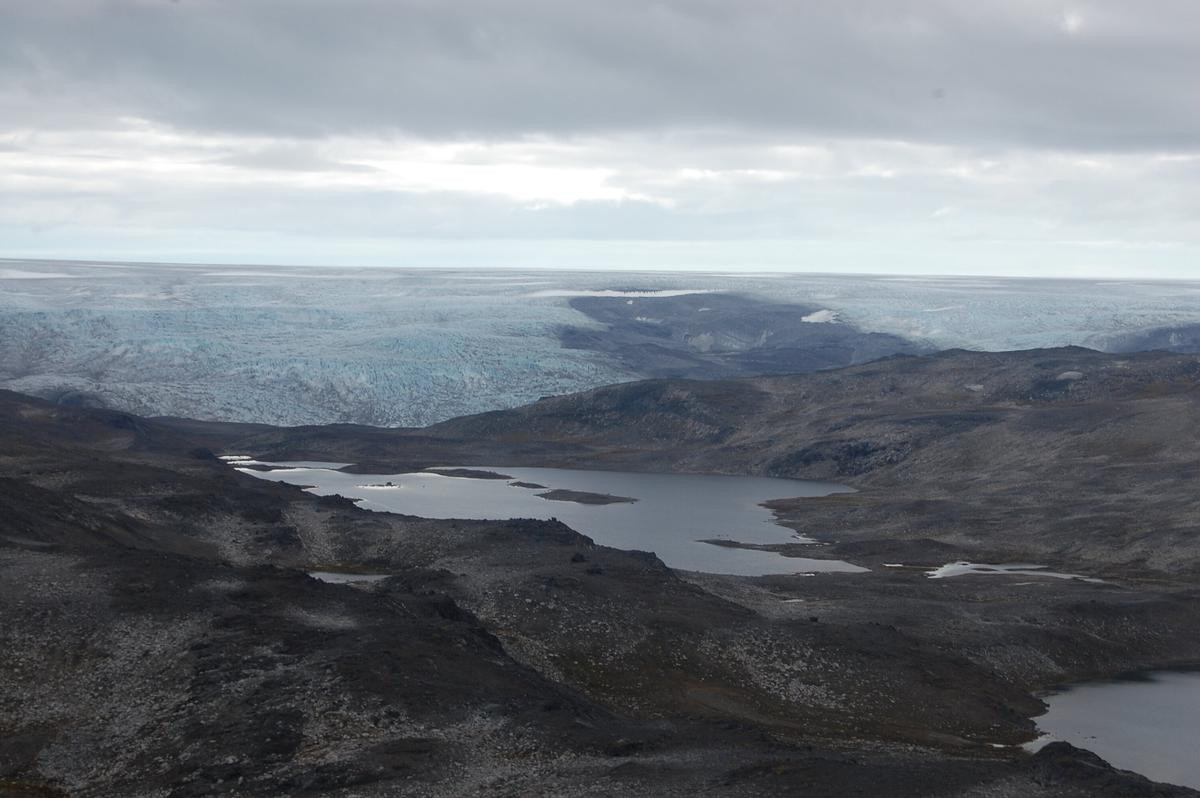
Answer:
xmin=3 ymin=345 xmax=1200 ymax=795
xmin=8 ymin=2 xmax=1200 ymax=794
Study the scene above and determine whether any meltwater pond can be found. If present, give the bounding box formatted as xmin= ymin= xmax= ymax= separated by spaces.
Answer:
xmin=238 ymin=463 xmax=865 ymax=576
xmin=1029 ymin=671 xmax=1200 ymax=790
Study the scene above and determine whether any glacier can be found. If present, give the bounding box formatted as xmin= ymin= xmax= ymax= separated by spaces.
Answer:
xmin=2 ymin=258 xmax=1200 ymax=426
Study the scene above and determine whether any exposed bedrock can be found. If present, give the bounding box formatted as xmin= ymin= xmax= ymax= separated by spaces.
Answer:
xmin=559 ymin=292 xmax=932 ymax=379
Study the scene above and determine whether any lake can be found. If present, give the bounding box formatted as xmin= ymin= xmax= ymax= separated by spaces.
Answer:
xmin=1029 ymin=670 xmax=1200 ymax=790
xmin=233 ymin=461 xmax=866 ymax=576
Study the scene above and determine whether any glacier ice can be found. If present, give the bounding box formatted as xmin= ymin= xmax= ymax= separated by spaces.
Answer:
xmin=2 ymin=258 xmax=1199 ymax=426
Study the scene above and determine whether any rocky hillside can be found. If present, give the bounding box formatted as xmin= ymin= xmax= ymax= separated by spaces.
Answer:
xmin=559 ymin=292 xmax=929 ymax=379
xmin=4 ymin=385 xmax=1200 ymax=796
xmin=222 ymin=347 xmax=1200 ymax=575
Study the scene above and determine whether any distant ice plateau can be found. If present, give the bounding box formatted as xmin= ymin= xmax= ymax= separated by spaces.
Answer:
xmin=3 ymin=258 xmax=1200 ymax=426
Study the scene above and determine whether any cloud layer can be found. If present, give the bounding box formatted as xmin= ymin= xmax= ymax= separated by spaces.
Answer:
xmin=3 ymin=1 xmax=1200 ymax=275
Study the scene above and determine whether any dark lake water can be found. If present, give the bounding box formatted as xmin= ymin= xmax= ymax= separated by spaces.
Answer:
xmin=234 ymin=461 xmax=865 ymax=576
xmin=1029 ymin=670 xmax=1200 ymax=789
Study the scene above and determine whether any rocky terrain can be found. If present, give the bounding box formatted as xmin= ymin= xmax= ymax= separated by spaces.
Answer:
xmin=559 ymin=293 xmax=929 ymax=379
xmin=3 ymin=346 xmax=1200 ymax=795
xmin=1104 ymin=323 xmax=1200 ymax=355
xmin=224 ymin=346 xmax=1200 ymax=576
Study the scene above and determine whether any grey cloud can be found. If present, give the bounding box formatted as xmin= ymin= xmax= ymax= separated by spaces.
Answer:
xmin=9 ymin=151 xmax=1197 ymax=246
xmin=209 ymin=145 xmax=379 ymax=173
xmin=3 ymin=0 xmax=1200 ymax=150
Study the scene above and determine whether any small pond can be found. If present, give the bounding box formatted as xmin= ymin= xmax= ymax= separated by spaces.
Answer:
xmin=1028 ymin=670 xmax=1200 ymax=790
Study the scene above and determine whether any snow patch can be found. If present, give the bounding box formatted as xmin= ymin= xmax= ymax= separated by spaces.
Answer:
xmin=527 ymin=288 xmax=718 ymax=299
xmin=800 ymin=309 xmax=838 ymax=323
xmin=308 ymin=571 xmax=391 ymax=584
xmin=927 ymin=561 xmax=1104 ymax=583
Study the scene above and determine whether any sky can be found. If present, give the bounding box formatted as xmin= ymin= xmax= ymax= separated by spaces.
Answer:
xmin=3 ymin=0 xmax=1200 ymax=277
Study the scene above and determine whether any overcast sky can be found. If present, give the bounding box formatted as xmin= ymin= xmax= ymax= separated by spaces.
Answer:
xmin=3 ymin=0 xmax=1200 ymax=276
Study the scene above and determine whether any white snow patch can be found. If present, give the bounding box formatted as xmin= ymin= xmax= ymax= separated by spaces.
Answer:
xmin=201 ymin=270 xmax=396 ymax=280
xmin=308 ymin=571 xmax=391 ymax=584
xmin=927 ymin=561 xmax=1104 ymax=583
xmin=800 ymin=309 xmax=838 ymax=323
xmin=526 ymin=288 xmax=718 ymax=299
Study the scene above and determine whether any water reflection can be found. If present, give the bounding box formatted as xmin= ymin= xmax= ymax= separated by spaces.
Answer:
xmin=237 ymin=461 xmax=866 ymax=576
